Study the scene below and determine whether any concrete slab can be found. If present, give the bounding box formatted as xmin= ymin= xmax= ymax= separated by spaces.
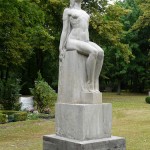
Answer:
xmin=43 ymin=134 xmax=126 ymax=150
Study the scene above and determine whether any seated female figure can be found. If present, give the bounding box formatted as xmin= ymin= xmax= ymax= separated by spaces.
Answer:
xmin=59 ymin=0 xmax=104 ymax=92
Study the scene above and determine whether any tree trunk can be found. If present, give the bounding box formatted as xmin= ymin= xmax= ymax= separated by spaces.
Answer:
xmin=117 ymin=79 xmax=121 ymax=95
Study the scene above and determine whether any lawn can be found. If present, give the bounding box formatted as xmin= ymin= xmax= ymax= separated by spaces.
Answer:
xmin=0 ymin=92 xmax=149 ymax=150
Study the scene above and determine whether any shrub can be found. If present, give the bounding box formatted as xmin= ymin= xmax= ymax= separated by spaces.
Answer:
xmin=30 ymin=72 xmax=57 ymax=113
xmin=14 ymin=112 xmax=27 ymax=121
xmin=38 ymin=113 xmax=51 ymax=119
xmin=0 ymin=110 xmax=27 ymax=123
xmin=0 ymin=113 xmax=7 ymax=124
xmin=8 ymin=114 xmax=15 ymax=122
xmin=0 ymin=78 xmax=21 ymax=110
xmin=0 ymin=110 xmax=17 ymax=115
xmin=27 ymin=113 xmax=39 ymax=120
xmin=145 ymin=96 xmax=150 ymax=104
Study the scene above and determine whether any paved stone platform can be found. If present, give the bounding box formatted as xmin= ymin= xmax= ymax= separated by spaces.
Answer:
xmin=43 ymin=134 xmax=126 ymax=150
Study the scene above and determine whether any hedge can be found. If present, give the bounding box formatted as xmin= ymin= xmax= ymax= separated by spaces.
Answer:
xmin=145 ymin=96 xmax=150 ymax=104
xmin=14 ymin=112 xmax=27 ymax=121
xmin=0 ymin=110 xmax=27 ymax=123
xmin=0 ymin=113 xmax=7 ymax=124
xmin=0 ymin=110 xmax=18 ymax=115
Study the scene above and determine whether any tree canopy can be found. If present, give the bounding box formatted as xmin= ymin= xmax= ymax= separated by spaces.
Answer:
xmin=0 ymin=0 xmax=149 ymax=96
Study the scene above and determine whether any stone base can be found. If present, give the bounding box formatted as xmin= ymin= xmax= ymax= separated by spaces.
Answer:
xmin=80 ymin=91 xmax=102 ymax=104
xmin=43 ymin=134 xmax=126 ymax=150
xmin=55 ymin=103 xmax=112 ymax=141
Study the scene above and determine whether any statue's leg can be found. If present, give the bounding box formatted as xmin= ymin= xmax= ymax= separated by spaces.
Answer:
xmin=88 ymin=42 xmax=104 ymax=91
xmin=66 ymin=39 xmax=98 ymax=92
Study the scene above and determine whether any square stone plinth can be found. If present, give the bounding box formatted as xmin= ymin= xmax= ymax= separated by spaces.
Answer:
xmin=80 ymin=91 xmax=102 ymax=104
xmin=43 ymin=134 xmax=126 ymax=150
xmin=55 ymin=103 xmax=112 ymax=141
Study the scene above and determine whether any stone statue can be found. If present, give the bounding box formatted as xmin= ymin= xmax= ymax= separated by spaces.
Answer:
xmin=43 ymin=1 xmax=125 ymax=149
xmin=58 ymin=0 xmax=104 ymax=103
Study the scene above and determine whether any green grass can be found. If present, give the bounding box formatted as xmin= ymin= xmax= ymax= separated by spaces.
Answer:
xmin=103 ymin=92 xmax=150 ymax=150
xmin=0 ymin=92 xmax=149 ymax=150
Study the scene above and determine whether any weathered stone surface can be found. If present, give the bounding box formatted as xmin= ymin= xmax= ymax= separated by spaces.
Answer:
xmin=80 ymin=91 xmax=102 ymax=104
xmin=58 ymin=50 xmax=103 ymax=104
xmin=43 ymin=134 xmax=126 ymax=150
xmin=58 ymin=50 xmax=88 ymax=104
xmin=55 ymin=103 xmax=112 ymax=141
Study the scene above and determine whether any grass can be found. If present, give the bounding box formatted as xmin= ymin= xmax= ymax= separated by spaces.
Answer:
xmin=103 ymin=92 xmax=150 ymax=150
xmin=0 ymin=92 xmax=149 ymax=150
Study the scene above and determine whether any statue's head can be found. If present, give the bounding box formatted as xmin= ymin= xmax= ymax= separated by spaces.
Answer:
xmin=70 ymin=0 xmax=82 ymax=8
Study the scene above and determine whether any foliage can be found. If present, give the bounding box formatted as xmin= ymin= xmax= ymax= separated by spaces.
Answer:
xmin=38 ymin=113 xmax=51 ymax=119
xmin=20 ymin=0 xmax=66 ymax=94
xmin=145 ymin=96 xmax=150 ymax=104
xmin=30 ymin=72 xmax=57 ymax=113
xmin=0 ymin=0 xmax=149 ymax=94
xmin=0 ymin=113 xmax=7 ymax=124
xmin=0 ymin=110 xmax=18 ymax=115
xmin=0 ymin=110 xmax=27 ymax=122
xmin=27 ymin=112 xmax=39 ymax=120
xmin=0 ymin=78 xmax=21 ymax=110
xmin=119 ymin=0 xmax=150 ymax=92
xmin=0 ymin=0 xmax=52 ymax=94
xmin=14 ymin=112 xmax=27 ymax=121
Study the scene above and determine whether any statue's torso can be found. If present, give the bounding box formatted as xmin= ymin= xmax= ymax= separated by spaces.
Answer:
xmin=66 ymin=8 xmax=90 ymax=42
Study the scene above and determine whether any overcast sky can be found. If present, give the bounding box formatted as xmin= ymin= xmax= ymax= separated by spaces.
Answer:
xmin=108 ymin=0 xmax=123 ymax=4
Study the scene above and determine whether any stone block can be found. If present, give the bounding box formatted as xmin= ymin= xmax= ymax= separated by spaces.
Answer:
xmin=55 ymin=103 xmax=112 ymax=141
xmin=57 ymin=50 xmax=86 ymax=104
xmin=43 ymin=134 xmax=126 ymax=150
xmin=80 ymin=91 xmax=102 ymax=104
xmin=57 ymin=50 xmax=102 ymax=104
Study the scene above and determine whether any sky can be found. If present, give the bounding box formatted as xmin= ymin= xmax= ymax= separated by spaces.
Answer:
xmin=108 ymin=0 xmax=123 ymax=5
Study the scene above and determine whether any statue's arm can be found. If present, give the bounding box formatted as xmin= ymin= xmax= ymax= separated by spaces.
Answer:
xmin=59 ymin=8 xmax=70 ymax=52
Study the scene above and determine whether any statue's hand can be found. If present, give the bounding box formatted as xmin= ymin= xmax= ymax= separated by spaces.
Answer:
xmin=59 ymin=49 xmax=65 ymax=62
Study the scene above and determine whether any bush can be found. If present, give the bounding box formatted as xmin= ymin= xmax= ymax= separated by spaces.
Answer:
xmin=145 ymin=96 xmax=150 ymax=104
xmin=14 ymin=112 xmax=27 ymax=121
xmin=0 ymin=78 xmax=21 ymax=110
xmin=0 ymin=110 xmax=17 ymax=115
xmin=0 ymin=110 xmax=27 ymax=122
xmin=38 ymin=113 xmax=51 ymax=119
xmin=27 ymin=113 xmax=39 ymax=120
xmin=30 ymin=72 xmax=57 ymax=113
xmin=0 ymin=113 xmax=7 ymax=124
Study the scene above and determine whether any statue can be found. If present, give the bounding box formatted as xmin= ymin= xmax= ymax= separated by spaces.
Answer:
xmin=58 ymin=0 xmax=104 ymax=103
xmin=43 ymin=1 xmax=125 ymax=149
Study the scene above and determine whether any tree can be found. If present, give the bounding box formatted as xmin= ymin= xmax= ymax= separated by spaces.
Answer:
xmin=30 ymin=72 xmax=57 ymax=113
xmin=0 ymin=0 xmax=46 ymax=80
xmin=20 ymin=0 xmax=66 ymax=94
xmin=119 ymin=0 xmax=150 ymax=92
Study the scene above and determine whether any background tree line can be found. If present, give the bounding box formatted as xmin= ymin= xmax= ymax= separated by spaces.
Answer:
xmin=0 ymin=0 xmax=149 ymax=96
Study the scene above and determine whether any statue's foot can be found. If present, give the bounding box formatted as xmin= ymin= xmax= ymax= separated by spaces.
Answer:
xmin=94 ymin=89 xmax=100 ymax=93
xmin=86 ymin=81 xmax=95 ymax=93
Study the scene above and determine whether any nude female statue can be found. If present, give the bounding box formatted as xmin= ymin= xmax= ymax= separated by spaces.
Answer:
xmin=59 ymin=0 xmax=104 ymax=92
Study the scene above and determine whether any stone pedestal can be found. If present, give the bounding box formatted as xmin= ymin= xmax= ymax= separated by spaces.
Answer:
xmin=43 ymin=135 xmax=126 ymax=150
xmin=58 ymin=50 xmax=87 ymax=103
xmin=57 ymin=50 xmax=102 ymax=104
xmin=55 ymin=103 xmax=112 ymax=140
xmin=43 ymin=50 xmax=126 ymax=149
